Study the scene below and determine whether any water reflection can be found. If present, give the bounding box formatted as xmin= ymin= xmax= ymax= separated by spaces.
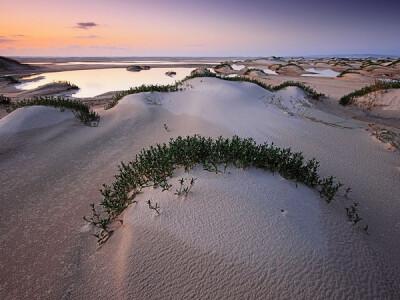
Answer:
xmin=231 ymin=64 xmax=245 ymax=71
xmin=18 ymin=67 xmax=195 ymax=97
xmin=27 ymin=60 xmax=218 ymax=66
xmin=262 ymin=68 xmax=278 ymax=75
xmin=301 ymin=68 xmax=339 ymax=78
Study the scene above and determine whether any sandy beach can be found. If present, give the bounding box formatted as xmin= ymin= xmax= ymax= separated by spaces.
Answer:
xmin=1 ymin=74 xmax=399 ymax=298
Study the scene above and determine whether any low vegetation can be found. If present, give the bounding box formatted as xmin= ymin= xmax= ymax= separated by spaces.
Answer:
xmin=105 ymin=71 xmax=326 ymax=109
xmin=271 ymin=81 xmax=325 ymax=99
xmin=346 ymin=203 xmax=362 ymax=225
xmin=337 ymin=69 xmax=359 ymax=77
xmin=6 ymin=96 xmax=100 ymax=126
xmin=105 ymin=83 xmax=179 ymax=109
xmin=2 ymin=75 xmax=20 ymax=84
xmin=0 ymin=95 xmax=11 ymax=105
xmin=214 ymin=63 xmax=232 ymax=69
xmin=55 ymin=80 xmax=79 ymax=90
xmin=387 ymin=58 xmax=400 ymax=68
xmin=339 ymin=80 xmax=400 ymax=105
xmin=244 ymin=68 xmax=265 ymax=75
xmin=84 ymin=135 xmax=351 ymax=243
xmin=366 ymin=124 xmax=399 ymax=150
xmin=276 ymin=63 xmax=302 ymax=70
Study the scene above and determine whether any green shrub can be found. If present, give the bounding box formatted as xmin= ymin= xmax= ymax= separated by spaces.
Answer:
xmin=244 ymin=68 xmax=265 ymax=75
xmin=3 ymin=76 xmax=20 ymax=84
xmin=339 ymin=80 xmax=400 ymax=105
xmin=85 ymin=135 xmax=347 ymax=243
xmin=55 ymin=80 xmax=79 ymax=89
xmin=0 ymin=95 xmax=11 ymax=105
xmin=387 ymin=59 xmax=400 ymax=68
xmin=105 ymin=72 xmax=326 ymax=109
xmin=105 ymin=83 xmax=179 ymax=109
xmin=214 ymin=63 xmax=232 ymax=69
xmin=337 ymin=69 xmax=358 ymax=77
xmin=7 ymin=96 xmax=100 ymax=126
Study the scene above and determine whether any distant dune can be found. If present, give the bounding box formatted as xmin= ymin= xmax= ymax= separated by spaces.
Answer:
xmin=0 ymin=56 xmax=35 ymax=72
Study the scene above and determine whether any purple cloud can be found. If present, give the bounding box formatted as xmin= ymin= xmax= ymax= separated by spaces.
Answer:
xmin=0 ymin=37 xmax=17 ymax=43
xmin=75 ymin=22 xmax=98 ymax=30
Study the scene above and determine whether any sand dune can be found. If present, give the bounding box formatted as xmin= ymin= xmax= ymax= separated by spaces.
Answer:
xmin=353 ymin=88 xmax=400 ymax=110
xmin=0 ymin=106 xmax=74 ymax=134
xmin=0 ymin=78 xmax=399 ymax=299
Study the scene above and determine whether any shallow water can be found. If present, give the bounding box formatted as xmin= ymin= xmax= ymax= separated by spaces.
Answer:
xmin=54 ymin=61 xmax=216 ymax=66
xmin=17 ymin=67 xmax=195 ymax=97
xmin=263 ymin=68 xmax=278 ymax=75
xmin=223 ymin=74 xmax=239 ymax=78
xmin=301 ymin=68 xmax=339 ymax=77
xmin=248 ymin=66 xmax=278 ymax=75
xmin=231 ymin=64 xmax=245 ymax=71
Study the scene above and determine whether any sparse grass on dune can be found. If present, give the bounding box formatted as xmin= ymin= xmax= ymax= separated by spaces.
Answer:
xmin=84 ymin=135 xmax=355 ymax=244
xmin=214 ymin=62 xmax=232 ymax=69
xmin=54 ymin=80 xmax=79 ymax=89
xmin=244 ymin=68 xmax=265 ymax=75
xmin=2 ymin=75 xmax=20 ymax=84
xmin=0 ymin=95 xmax=11 ymax=105
xmin=6 ymin=96 xmax=100 ymax=126
xmin=275 ymin=63 xmax=302 ymax=70
xmin=339 ymin=80 xmax=400 ymax=106
xmin=271 ymin=81 xmax=325 ymax=99
xmin=387 ymin=58 xmax=400 ymax=68
xmin=192 ymin=73 xmax=325 ymax=99
xmin=337 ymin=69 xmax=359 ymax=77
xmin=105 ymin=83 xmax=180 ymax=109
xmin=105 ymin=71 xmax=326 ymax=109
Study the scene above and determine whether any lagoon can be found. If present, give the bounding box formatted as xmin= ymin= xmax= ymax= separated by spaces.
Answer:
xmin=18 ymin=67 xmax=195 ymax=97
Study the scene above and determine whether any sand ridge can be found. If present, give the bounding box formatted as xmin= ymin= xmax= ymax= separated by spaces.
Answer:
xmin=0 ymin=77 xmax=399 ymax=299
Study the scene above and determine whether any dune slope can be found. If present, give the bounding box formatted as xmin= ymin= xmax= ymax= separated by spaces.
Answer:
xmin=0 ymin=77 xmax=399 ymax=299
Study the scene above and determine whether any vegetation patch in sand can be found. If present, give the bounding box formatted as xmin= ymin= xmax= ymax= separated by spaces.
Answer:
xmin=106 ymin=83 xmax=180 ymax=109
xmin=387 ymin=59 xmax=400 ymax=68
xmin=54 ymin=80 xmax=79 ymax=90
xmin=244 ymin=68 xmax=265 ymax=75
xmin=340 ymin=80 xmax=400 ymax=105
xmin=214 ymin=63 xmax=233 ymax=70
xmin=6 ymin=97 xmax=100 ymax=126
xmin=337 ymin=69 xmax=359 ymax=77
xmin=106 ymin=72 xmax=326 ymax=109
xmin=84 ymin=135 xmax=359 ymax=244
xmin=366 ymin=124 xmax=399 ymax=151
xmin=1 ymin=75 xmax=20 ymax=84
xmin=0 ymin=95 xmax=11 ymax=105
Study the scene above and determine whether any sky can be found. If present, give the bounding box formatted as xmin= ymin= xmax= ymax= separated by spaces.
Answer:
xmin=1 ymin=0 xmax=399 ymax=57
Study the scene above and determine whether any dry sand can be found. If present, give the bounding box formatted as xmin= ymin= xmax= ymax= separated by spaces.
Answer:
xmin=1 ymin=57 xmax=399 ymax=129
xmin=0 ymin=77 xmax=399 ymax=299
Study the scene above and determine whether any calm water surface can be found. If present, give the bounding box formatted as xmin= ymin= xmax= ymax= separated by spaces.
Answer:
xmin=18 ymin=67 xmax=195 ymax=97
xmin=301 ymin=68 xmax=339 ymax=77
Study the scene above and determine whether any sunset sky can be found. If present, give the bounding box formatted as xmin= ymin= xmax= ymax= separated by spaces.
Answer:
xmin=1 ymin=0 xmax=399 ymax=57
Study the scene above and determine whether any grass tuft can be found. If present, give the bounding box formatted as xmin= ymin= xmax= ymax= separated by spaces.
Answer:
xmin=339 ymin=80 xmax=400 ymax=106
xmin=6 ymin=96 xmax=100 ymax=126
xmin=55 ymin=80 xmax=79 ymax=90
xmin=85 ymin=135 xmax=350 ymax=243
xmin=0 ymin=95 xmax=11 ymax=105
xmin=105 ymin=72 xmax=326 ymax=109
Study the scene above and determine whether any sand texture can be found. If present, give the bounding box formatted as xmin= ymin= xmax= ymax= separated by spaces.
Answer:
xmin=0 ymin=78 xmax=399 ymax=299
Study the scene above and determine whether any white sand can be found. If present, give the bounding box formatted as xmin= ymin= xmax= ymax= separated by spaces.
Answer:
xmin=0 ymin=106 xmax=74 ymax=134
xmin=0 ymin=77 xmax=399 ymax=299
